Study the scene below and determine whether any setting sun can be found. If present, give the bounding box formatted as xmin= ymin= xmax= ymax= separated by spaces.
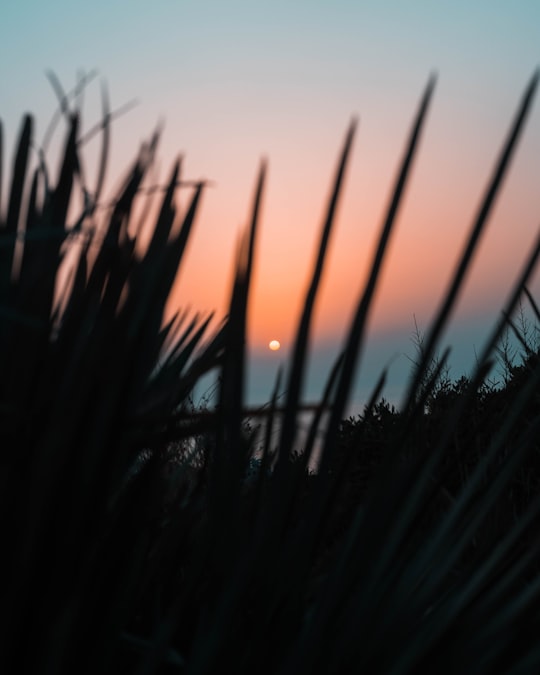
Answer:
xmin=269 ymin=340 xmax=281 ymax=351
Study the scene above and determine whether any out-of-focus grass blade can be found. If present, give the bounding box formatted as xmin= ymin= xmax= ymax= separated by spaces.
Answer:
xmin=86 ymin=147 xmax=151 ymax=299
xmin=49 ymin=114 xmax=79 ymax=231
xmin=397 ymin=231 xmax=539 ymax=525
xmin=45 ymin=70 xmax=70 ymax=118
xmin=1 ymin=115 xmax=32 ymax=294
xmin=170 ymin=319 xmax=226 ymax=403
xmin=410 ymin=361 xmax=540 ymax=601
xmin=216 ymin=160 xmax=266 ymax=466
xmin=400 ymin=233 xmax=540 ymax=527
xmin=142 ymin=316 xmax=213 ymax=415
xmin=261 ymin=366 xmax=283 ymax=471
xmin=286 ymin=79 xmax=437 ymax=599
xmin=17 ymin=114 xmax=81 ymax=330
xmin=524 ymin=284 xmax=540 ymax=322
xmin=41 ymin=69 xmax=98 ymax=153
xmin=154 ymin=312 xmax=202 ymax=372
xmin=283 ymin=76 xmax=435 ymax=675
xmin=124 ymin=183 xmax=205 ymax=400
xmin=322 ymin=75 xmax=435 ymax=466
xmin=78 ymin=97 xmax=139 ymax=148
xmin=348 ymin=275 xmax=540 ymax=672
xmin=146 ymin=180 xmax=203 ymax=318
xmin=256 ymin=122 xmax=358 ymax=585
xmin=302 ymin=351 xmax=345 ymax=469
xmin=247 ymin=366 xmax=283 ymax=526
xmin=402 ymin=70 xmax=539 ymax=414
xmin=185 ymin=164 xmax=266 ymax=675
xmin=93 ymin=79 xmax=111 ymax=209
xmin=278 ymin=119 xmax=357 ymax=458
xmin=143 ymin=159 xmax=181 ymax=266
xmin=396 ymin=420 xmax=540 ymax=674
xmin=470 ymin=523 xmax=540 ymax=627
xmin=343 ymin=95 xmax=540 ymax=629
xmin=23 ymin=169 xmax=40 ymax=236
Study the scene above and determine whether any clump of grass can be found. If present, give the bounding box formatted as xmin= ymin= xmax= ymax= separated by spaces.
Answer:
xmin=1 ymin=70 xmax=540 ymax=674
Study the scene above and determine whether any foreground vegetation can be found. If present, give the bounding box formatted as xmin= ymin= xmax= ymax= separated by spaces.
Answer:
xmin=1 ymin=71 xmax=540 ymax=674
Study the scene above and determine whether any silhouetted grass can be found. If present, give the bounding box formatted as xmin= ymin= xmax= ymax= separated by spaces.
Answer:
xmin=1 ymin=71 xmax=540 ymax=674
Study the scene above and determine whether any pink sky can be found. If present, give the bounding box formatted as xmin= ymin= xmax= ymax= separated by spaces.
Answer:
xmin=2 ymin=1 xmax=539 ymax=406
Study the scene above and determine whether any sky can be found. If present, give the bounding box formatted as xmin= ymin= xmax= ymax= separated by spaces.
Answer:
xmin=2 ymin=1 xmax=540 ymax=411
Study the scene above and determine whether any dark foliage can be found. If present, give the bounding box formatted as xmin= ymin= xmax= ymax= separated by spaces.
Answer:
xmin=1 ymin=71 xmax=540 ymax=674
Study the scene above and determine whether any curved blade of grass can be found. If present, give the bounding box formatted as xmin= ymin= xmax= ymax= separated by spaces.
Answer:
xmin=41 ymin=69 xmax=98 ymax=153
xmin=78 ymin=97 xmax=139 ymax=148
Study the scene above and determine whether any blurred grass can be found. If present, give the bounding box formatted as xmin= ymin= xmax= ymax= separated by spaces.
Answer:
xmin=0 ymin=70 xmax=539 ymax=674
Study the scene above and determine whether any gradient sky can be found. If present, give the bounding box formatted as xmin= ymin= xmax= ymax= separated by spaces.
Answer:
xmin=2 ymin=1 xmax=540 ymax=410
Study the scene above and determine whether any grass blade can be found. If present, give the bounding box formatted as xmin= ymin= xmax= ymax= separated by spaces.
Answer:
xmin=323 ymin=74 xmax=436 ymax=466
xmin=402 ymin=70 xmax=539 ymax=413
xmin=278 ymin=119 xmax=357 ymax=457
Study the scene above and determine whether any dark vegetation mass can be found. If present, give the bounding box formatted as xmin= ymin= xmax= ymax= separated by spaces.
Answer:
xmin=1 ymin=71 xmax=540 ymax=674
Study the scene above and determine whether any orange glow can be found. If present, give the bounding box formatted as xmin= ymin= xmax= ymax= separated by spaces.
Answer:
xmin=163 ymin=89 xmax=540 ymax=354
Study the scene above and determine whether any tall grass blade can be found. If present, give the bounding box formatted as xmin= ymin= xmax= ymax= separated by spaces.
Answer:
xmin=41 ymin=70 xmax=98 ymax=153
xmin=402 ymin=70 xmax=539 ymax=413
xmin=93 ymin=79 xmax=111 ymax=208
xmin=1 ymin=115 xmax=32 ymax=295
xmin=278 ymin=119 xmax=357 ymax=457
xmin=323 ymin=74 xmax=436 ymax=465
xmin=524 ymin=284 xmax=540 ymax=322
xmin=216 ymin=160 xmax=266 ymax=470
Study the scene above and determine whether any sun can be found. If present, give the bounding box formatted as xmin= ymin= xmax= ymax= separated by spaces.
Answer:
xmin=268 ymin=339 xmax=281 ymax=351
